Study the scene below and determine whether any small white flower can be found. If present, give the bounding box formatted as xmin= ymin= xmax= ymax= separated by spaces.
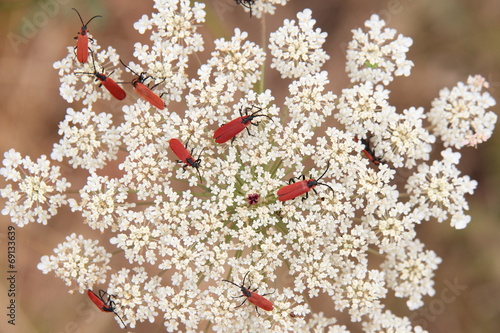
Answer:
xmin=107 ymin=267 xmax=171 ymax=328
xmin=110 ymin=210 xmax=160 ymax=265
xmin=429 ymin=75 xmax=497 ymax=149
xmin=0 ymin=149 xmax=70 ymax=227
xmin=406 ymin=148 xmax=478 ymax=229
xmin=51 ymin=108 xmax=121 ymax=171
xmin=335 ymin=82 xmax=397 ymax=138
xmin=339 ymin=267 xmax=387 ymax=321
xmin=209 ymin=28 xmax=266 ymax=91
xmin=69 ymin=173 xmax=133 ymax=232
xmin=269 ymin=9 xmax=329 ymax=79
xmin=133 ymin=14 xmax=153 ymax=34
xmin=37 ymin=233 xmax=111 ymax=293
xmin=382 ymin=239 xmax=442 ymax=310
xmin=346 ymin=14 xmax=414 ymax=85
xmin=373 ymin=107 xmax=436 ymax=168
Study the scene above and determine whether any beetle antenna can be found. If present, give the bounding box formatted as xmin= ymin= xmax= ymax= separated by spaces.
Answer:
xmin=72 ymin=8 xmax=85 ymax=26
xmin=317 ymin=161 xmax=330 ymax=181
xmin=113 ymin=311 xmax=127 ymax=328
xmin=85 ymin=15 xmax=102 ymax=27
xmin=222 ymin=279 xmax=241 ymax=288
xmin=119 ymin=59 xmax=139 ymax=76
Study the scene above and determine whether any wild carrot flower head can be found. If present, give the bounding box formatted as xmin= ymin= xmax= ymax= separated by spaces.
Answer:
xmin=0 ymin=149 xmax=70 ymax=227
xmin=0 ymin=1 xmax=496 ymax=331
xmin=37 ymin=233 xmax=111 ymax=293
xmin=428 ymin=75 xmax=497 ymax=149
xmin=346 ymin=14 xmax=414 ymax=85
xmin=269 ymin=8 xmax=329 ymax=79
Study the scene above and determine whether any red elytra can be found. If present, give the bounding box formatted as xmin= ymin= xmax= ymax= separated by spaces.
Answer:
xmin=222 ymin=272 xmax=274 ymax=313
xmin=87 ymin=289 xmax=126 ymax=327
xmin=120 ymin=59 xmax=165 ymax=110
xmin=72 ymin=8 xmax=101 ymax=64
xmin=277 ymin=162 xmax=334 ymax=201
xmin=213 ymin=106 xmax=272 ymax=144
xmin=75 ymin=57 xmax=126 ymax=100
xmin=354 ymin=137 xmax=384 ymax=165
xmin=133 ymin=80 xmax=165 ymax=110
xmin=169 ymin=138 xmax=203 ymax=181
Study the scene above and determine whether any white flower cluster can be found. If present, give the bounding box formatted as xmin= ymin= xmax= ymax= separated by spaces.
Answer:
xmin=346 ymin=14 xmax=414 ymax=85
xmin=37 ymin=233 xmax=111 ymax=293
xmin=51 ymin=108 xmax=121 ymax=171
xmin=1 ymin=1 xmax=496 ymax=332
xmin=132 ymin=0 xmax=206 ymax=103
xmin=406 ymin=149 xmax=478 ymax=229
xmin=336 ymin=14 xmax=436 ymax=169
xmin=68 ymin=173 xmax=133 ymax=232
xmin=269 ymin=8 xmax=329 ymax=78
xmin=0 ymin=149 xmax=70 ymax=227
xmin=429 ymin=74 xmax=497 ymax=149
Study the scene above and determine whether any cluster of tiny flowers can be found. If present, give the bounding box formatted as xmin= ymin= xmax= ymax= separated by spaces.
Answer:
xmin=269 ymin=8 xmax=329 ymax=79
xmin=0 ymin=1 xmax=496 ymax=332
xmin=68 ymin=174 xmax=133 ymax=232
xmin=51 ymin=107 xmax=121 ymax=171
xmin=132 ymin=0 xmax=206 ymax=104
xmin=337 ymin=15 xmax=437 ymax=169
xmin=209 ymin=28 xmax=266 ymax=91
xmin=405 ymin=149 xmax=478 ymax=229
xmin=37 ymin=233 xmax=111 ymax=293
xmin=428 ymin=74 xmax=497 ymax=149
xmin=0 ymin=149 xmax=70 ymax=227
xmin=346 ymin=14 xmax=414 ymax=85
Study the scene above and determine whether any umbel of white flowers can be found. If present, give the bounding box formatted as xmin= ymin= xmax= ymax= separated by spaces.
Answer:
xmin=0 ymin=0 xmax=496 ymax=331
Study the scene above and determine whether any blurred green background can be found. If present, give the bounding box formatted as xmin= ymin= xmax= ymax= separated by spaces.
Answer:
xmin=0 ymin=0 xmax=499 ymax=332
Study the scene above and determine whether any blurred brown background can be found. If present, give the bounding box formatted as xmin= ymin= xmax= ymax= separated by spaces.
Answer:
xmin=0 ymin=0 xmax=499 ymax=332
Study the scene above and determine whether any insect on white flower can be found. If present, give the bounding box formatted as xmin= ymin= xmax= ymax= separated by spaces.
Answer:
xmin=0 ymin=1 xmax=494 ymax=332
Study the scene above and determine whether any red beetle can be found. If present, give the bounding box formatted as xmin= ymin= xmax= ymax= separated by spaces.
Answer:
xmin=214 ymin=106 xmax=272 ymax=144
xmin=169 ymin=138 xmax=203 ymax=181
xmin=120 ymin=59 xmax=165 ymax=110
xmin=222 ymin=272 xmax=274 ymax=314
xmin=354 ymin=137 xmax=384 ymax=165
xmin=87 ymin=289 xmax=126 ymax=327
xmin=72 ymin=8 xmax=101 ymax=64
xmin=235 ymin=0 xmax=255 ymax=17
xmin=76 ymin=56 xmax=126 ymax=100
xmin=277 ymin=162 xmax=334 ymax=201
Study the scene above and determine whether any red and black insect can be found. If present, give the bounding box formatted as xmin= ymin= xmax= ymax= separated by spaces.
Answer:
xmin=72 ymin=8 xmax=102 ymax=64
xmin=119 ymin=59 xmax=165 ymax=110
xmin=277 ymin=162 xmax=334 ymax=201
xmin=222 ymin=272 xmax=274 ymax=314
xmin=87 ymin=289 xmax=126 ymax=328
xmin=169 ymin=137 xmax=203 ymax=181
xmin=354 ymin=137 xmax=384 ymax=165
xmin=235 ymin=0 xmax=255 ymax=17
xmin=214 ymin=106 xmax=272 ymax=144
xmin=75 ymin=57 xmax=127 ymax=101
xmin=76 ymin=55 xmax=126 ymax=100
